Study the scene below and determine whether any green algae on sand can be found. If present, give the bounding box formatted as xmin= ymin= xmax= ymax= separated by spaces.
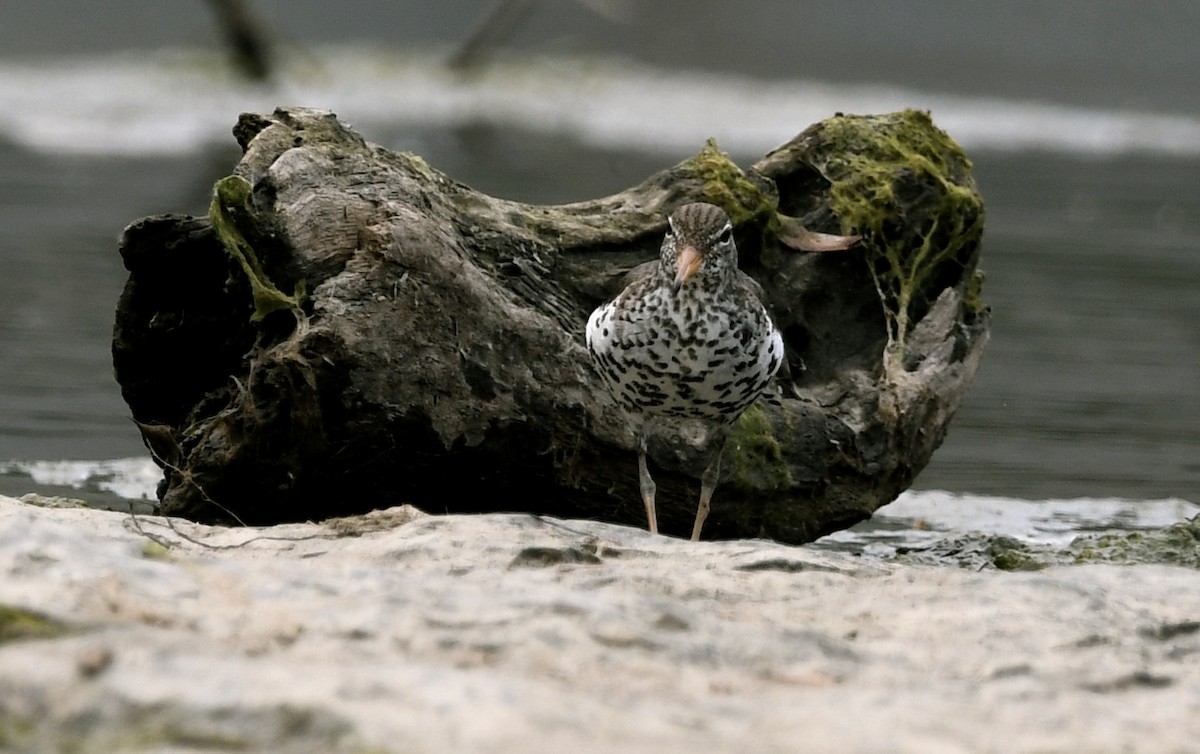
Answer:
xmin=0 ymin=604 xmax=71 ymax=644
xmin=893 ymin=515 xmax=1200 ymax=570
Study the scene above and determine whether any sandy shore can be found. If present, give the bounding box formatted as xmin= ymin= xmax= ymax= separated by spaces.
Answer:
xmin=2 ymin=493 xmax=1198 ymax=753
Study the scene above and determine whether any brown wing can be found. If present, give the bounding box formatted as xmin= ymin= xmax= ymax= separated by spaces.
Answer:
xmin=616 ymin=260 xmax=658 ymax=294
xmin=732 ymin=269 xmax=768 ymax=304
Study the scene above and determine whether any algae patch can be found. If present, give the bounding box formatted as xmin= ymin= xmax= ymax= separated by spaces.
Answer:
xmin=140 ymin=540 xmax=172 ymax=560
xmin=964 ymin=268 xmax=986 ymax=316
xmin=688 ymin=138 xmax=788 ymax=267
xmin=726 ymin=403 xmax=792 ymax=491
xmin=892 ymin=515 xmax=1200 ymax=570
xmin=691 ymin=138 xmax=777 ymax=229
xmin=0 ymin=604 xmax=71 ymax=644
xmin=210 ymin=175 xmax=305 ymax=322
xmin=892 ymin=534 xmax=1048 ymax=571
xmin=1067 ymin=516 xmax=1200 ymax=567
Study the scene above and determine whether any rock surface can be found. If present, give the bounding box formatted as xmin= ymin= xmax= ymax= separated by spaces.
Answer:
xmin=3 ymin=494 xmax=1198 ymax=753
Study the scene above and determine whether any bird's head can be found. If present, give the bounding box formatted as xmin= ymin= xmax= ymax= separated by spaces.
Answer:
xmin=660 ymin=202 xmax=737 ymax=293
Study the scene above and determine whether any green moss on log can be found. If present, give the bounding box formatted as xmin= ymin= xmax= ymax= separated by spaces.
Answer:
xmin=725 ymin=403 xmax=793 ymax=491
xmin=965 ymin=269 xmax=987 ymax=316
xmin=692 ymin=138 xmax=777 ymax=229
xmin=688 ymin=138 xmax=788 ymax=267
xmin=805 ymin=109 xmax=986 ymax=370
xmin=210 ymin=175 xmax=305 ymax=322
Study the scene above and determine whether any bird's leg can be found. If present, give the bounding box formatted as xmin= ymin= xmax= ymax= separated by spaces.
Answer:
xmin=692 ymin=429 xmax=729 ymax=541
xmin=637 ymin=433 xmax=658 ymax=534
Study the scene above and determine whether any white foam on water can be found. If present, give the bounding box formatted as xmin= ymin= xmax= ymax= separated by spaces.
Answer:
xmin=3 ymin=46 xmax=1200 ymax=159
xmin=2 ymin=457 xmax=160 ymax=501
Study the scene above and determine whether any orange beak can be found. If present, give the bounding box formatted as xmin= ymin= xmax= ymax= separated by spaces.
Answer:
xmin=673 ymin=245 xmax=703 ymax=292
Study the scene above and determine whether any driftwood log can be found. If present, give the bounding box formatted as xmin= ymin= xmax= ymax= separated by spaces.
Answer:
xmin=112 ymin=106 xmax=987 ymax=543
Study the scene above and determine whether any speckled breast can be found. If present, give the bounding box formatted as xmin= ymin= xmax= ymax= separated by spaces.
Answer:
xmin=587 ymin=287 xmax=783 ymax=425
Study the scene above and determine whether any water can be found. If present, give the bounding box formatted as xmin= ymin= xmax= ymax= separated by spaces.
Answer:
xmin=1 ymin=2 xmax=1197 ymax=543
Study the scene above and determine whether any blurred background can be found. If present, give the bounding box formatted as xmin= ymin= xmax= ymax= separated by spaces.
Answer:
xmin=1 ymin=0 xmax=1197 ymax=507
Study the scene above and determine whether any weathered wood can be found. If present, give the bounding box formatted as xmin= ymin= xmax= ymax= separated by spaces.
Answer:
xmin=112 ymin=106 xmax=988 ymax=542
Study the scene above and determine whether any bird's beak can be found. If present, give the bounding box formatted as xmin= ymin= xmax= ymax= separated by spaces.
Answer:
xmin=673 ymin=245 xmax=702 ymax=292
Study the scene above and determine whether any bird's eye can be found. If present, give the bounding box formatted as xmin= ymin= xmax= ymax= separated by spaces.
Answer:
xmin=717 ymin=226 xmax=732 ymax=245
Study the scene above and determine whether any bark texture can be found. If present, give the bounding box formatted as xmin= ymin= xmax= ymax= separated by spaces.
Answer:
xmin=112 ymin=106 xmax=988 ymax=542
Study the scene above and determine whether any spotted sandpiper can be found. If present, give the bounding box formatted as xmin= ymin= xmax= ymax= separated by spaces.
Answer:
xmin=586 ymin=202 xmax=784 ymax=540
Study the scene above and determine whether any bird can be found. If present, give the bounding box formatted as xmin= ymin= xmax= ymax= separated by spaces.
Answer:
xmin=586 ymin=202 xmax=785 ymax=540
